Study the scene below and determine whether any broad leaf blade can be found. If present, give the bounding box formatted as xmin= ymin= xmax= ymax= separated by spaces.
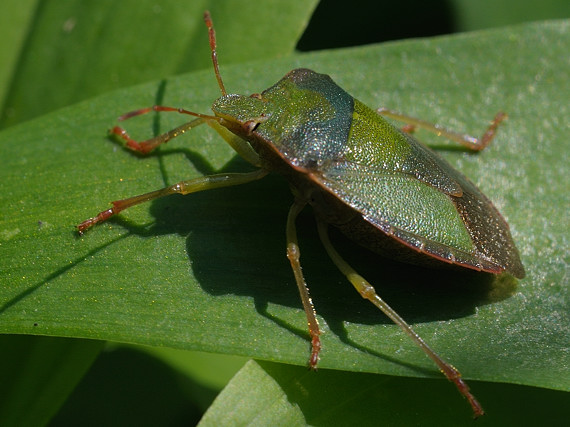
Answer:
xmin=0 ymin=20 xmax=568 ymax=400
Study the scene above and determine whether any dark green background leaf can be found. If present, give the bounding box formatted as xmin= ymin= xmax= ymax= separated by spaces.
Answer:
xmin=199 ymin=360 xmax=569 ymax=426
xmin=0 ymin=335 xmax=103 ymax=426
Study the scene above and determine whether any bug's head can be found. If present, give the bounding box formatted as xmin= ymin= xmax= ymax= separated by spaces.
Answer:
xmin=211 ymin=94 xmax=270 ymax=135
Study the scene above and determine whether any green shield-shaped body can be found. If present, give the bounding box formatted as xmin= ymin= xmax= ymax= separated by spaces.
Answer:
xmin=212 ymin=68 xmax=524 ymax=278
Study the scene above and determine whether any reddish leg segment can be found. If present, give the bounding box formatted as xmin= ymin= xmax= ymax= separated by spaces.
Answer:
xmin=110 ymin=105 xmax=220 ymax=154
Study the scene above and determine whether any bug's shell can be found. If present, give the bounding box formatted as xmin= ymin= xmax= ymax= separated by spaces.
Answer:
xmin=213 ymin=68 xmax=525 ymax=278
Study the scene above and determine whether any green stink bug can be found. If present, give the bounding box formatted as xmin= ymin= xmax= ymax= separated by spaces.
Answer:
xmin=78 ymin=11 xmax=524 ymax=417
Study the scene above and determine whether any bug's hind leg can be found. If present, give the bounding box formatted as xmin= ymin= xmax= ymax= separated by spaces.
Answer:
xmin=377 ymin=107 xmax=506 ymax=152
xmin=316 ymin=219 xmax=484 ymax=418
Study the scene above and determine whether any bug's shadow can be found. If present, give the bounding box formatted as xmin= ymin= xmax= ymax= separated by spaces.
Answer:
xmin=113 ymin=151 xmax=518 ymax=366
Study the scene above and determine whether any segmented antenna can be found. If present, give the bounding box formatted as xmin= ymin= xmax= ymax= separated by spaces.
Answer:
xmin=204 ymin=11 xmax=227 ymax=96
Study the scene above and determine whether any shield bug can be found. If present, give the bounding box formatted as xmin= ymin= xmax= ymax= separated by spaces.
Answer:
xmin=78 ymin=11 xmax=525 ymax=417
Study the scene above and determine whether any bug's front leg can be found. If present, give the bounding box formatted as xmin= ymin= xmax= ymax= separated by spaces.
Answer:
xmin=111 ymin=111 xmax=207 ymax=154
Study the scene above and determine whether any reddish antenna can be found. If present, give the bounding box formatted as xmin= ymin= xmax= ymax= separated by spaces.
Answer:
xmin=204 ymin=11 xmax=227 ymax=96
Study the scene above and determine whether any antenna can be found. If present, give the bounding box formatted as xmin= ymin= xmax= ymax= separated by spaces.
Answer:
xmin=204 ymin=11 xmax=227 ymax=96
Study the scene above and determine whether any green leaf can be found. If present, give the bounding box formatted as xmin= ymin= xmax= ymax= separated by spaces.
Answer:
xmin=0 ymin=17 xmax=568 ymax=423
xmin=200 ymin=360 xmax=569 ymax=425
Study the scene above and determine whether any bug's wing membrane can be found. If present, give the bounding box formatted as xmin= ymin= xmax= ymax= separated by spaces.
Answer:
xmin=409 ymin=138 xmax=525 ymax=278
xmin=444 ymin=172 xmax=526 ymax=278
xmin=315 ymin=161 xmax=525 ymax=277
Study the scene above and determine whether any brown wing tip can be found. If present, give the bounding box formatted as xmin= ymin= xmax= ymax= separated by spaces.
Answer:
xmin=508 ymin=261 xmax=526 ymax=279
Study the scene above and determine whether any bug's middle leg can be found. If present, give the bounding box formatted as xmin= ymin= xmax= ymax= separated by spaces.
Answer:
xmin=286 ymin=199 xmax=322 ymax=369
xmin=78 ymin=169 xmax=268 ymax=234
xmin=111 ymin=116 xmax=207 ymax=154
